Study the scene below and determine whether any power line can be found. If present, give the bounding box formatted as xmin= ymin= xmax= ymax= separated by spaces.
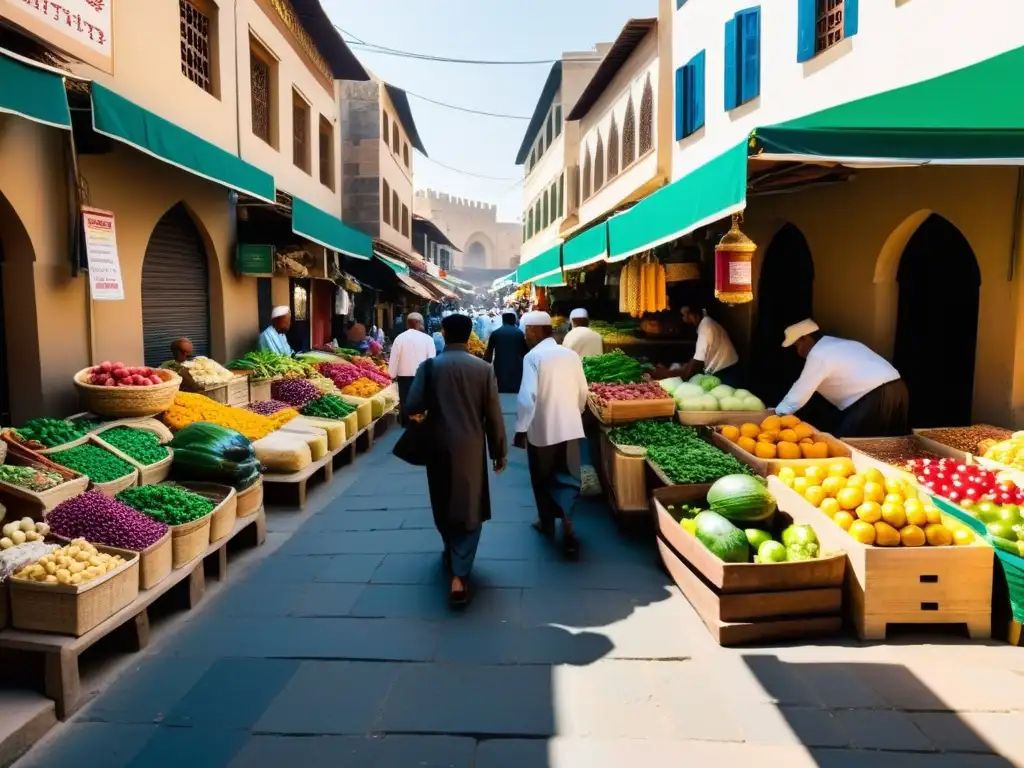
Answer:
xmin=403 ymin=89 xmax=531 ymax=120
xmin=335 ymin=25 xmax=556 ymax=66
xmin=420 ymin=155 xmax=522 ymax=182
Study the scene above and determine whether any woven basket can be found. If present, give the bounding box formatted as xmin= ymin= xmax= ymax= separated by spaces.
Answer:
xmin=89 ymin=467 xmax=139 ymax=498
xmin=0 ymin=582 xmax=8 ymax=630
xmin=236 ymin=477 xmax=264 ymax=518
xmin=167 ymin=482 xmax=238 ymax=543
xmin=92 ymin=432 xmax=174 ymax=486
xmin=167 ymin=512 xmax=212 ymax=569
xmin=9 ymin=545 xmax=140 ymax=636
xmin=0 ymin=440 xmax=6 ymax=465
xmin=139 ymin=530 xmax=172 ymax=590
xmin=73 ymin=367 xmax=181 ymax=418
xmin=0 ymin=442 xmax=90 ymax=514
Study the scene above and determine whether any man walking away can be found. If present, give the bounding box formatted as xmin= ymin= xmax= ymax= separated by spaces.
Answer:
xmin=562 ymin=308 xmax=604 ymax=359
xmin=485 ymin=309 xmax=529 ymax=393
xmin=388 ymin=312 xmax=436 ymax=426
xmin=405 ymin=314 xmax=507 ymax=606
xmin=516 ymin=311 xmax=589 ymax=558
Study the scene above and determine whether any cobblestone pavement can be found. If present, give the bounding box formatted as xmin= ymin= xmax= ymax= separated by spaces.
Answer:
xmin=17 ymin=398 xmax=1024 ymax=766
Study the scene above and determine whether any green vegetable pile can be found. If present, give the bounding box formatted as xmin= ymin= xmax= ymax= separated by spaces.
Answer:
xmin=101 ymin=427 xmax=170 ymax=466
xmin=226 ymin=350 xmax=312 ymax=380
xmin=15 ymin=418 xmax=88 ymax=448
xmin=302 ymin=394 xmax=356 ymax=420
xmin=0 ymin=464 xmax=66 ymax=491
xmin=117 ymin=484 xmax=215 ymax=526
xmin=609 ymin=419 xmax=690 ymax=449
xmin=582 ymin=350 xmax=650 ymax=384
xmin=49 ymin=444 xmax=135 ymax=483
xmin=647 ymin=434 xmax=755 ymax=486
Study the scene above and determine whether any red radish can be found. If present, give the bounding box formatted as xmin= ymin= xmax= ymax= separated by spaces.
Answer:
xmin=131 ymin=374 xmax=145 ymax=385
xmin=150 ymin=376 xmax=162 ymax=385
xmin=100 ymin=361 xmax=113 ymax=373
xmin=104 ymin=378 xmax=116 ymax=387
xmin=113 ymin=362 xmax=124 ymax=369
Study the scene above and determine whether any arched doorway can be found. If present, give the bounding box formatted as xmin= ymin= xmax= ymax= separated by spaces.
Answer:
xmin=465 ymin=241 xmax=487 ymax=268
xmin=0 ymin=234 xmax=7 ymax=426
xmin=893 ymin=214 xmax=980 ymax=427
xmin=751 ymin=223 xmax=815 ymax=405
xmin=142 ymin=204 xmax=211 ymax=367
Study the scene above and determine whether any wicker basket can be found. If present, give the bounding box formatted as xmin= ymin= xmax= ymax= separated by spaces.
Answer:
xmin=0 ymin=440 xmax=6 ymax=465
xmin=0 ymin=443 xmax=90 ymax=514
xmin=236 ymin=477 xmax=264 ymax=518
xmin=9 ymin=545 xmax=140 ymax=636
xmin=73 ymin=367 xmax=182 ymax=418
xmin=92 ymin=432 xmax=174 ymax=486
xmin=168 ymin=512 xmax=212 ymax=568
xmin=167 ymin=482 xmax=238 ymax=543
xmin=0 ymin=582 xmax=8 ymax=630
xmin=139 ymin=530 xmax=172 ymax=589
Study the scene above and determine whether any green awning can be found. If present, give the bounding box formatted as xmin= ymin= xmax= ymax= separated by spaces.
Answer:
xmin=535 ymin=271 xmax=566 ymax=288
xmin=516 ymin=243 xmax=562 ymax=283
xmin=0 ymin=51 xmax=71 ymax=129
xmin=607 ymin=141 xmax=748 ymax=261
xmin=292 ymin=197 xmax=371 ymax=259
xmin=562 ymin=223 xmax=608 ymax=271
xmin=375 ymin=251 xmax=409 ymax=275
xmin=90 ymin=83 xmax=276 ymax=203
xmin=755 ymin=46 xmax=1024 ymax=164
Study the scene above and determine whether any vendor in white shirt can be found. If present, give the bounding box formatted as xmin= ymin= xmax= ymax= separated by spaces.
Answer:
xmin=652 ymin=299 xmax=740 ymax=386
xmin=388 ymin=312 xmax=436 ymax=425
xmin=258 ymin=306 xmax=294 ymax=356
xmin=776 ymin=319 xmax=910 ymax=438
xmin=562 ymin=308 xmax=604 ymax=359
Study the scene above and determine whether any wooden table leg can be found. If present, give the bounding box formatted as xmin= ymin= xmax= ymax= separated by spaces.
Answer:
xmin=323 ymin=458 xmax=333 ymax=483
xmin=132 ymin=609 xmax=151 ymax=651
xmin=188 ymin=564 xmax=205 ymax=608
xmin=254 ymin=510 xmax=267 ymax=546
xmin=44 ymin=650 xmax=79 ymax=720
xmin=215 ymin=545 xmax=229 ymax=582
xmin=297 ymin=480 xmax=307 ymax=510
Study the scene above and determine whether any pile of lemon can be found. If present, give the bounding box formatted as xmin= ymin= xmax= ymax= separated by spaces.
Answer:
xmin=778 ymin=461 xmax=974 ymax=547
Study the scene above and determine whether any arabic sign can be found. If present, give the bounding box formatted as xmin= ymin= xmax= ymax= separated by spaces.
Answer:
xmin=2 ymin=0 xmax=114 ymax=73
xmin=82 ymin=206 xmax=124 ymax=300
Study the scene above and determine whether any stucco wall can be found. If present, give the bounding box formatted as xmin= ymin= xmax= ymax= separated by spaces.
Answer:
xmin=378 ymin=85 xmax=414 ymax=254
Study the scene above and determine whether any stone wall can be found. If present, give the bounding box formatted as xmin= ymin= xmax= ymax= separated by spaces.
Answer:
xmin=340 ymin=81 xmax=383 ymax=240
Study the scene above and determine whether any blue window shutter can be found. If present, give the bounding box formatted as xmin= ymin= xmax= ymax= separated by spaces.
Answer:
xmin=724 ymin=17 xmax=738 ymax=110
xmin=692 ymin=50 xmax=706 ymax=131
xmin=675 ymin=65 xmax=685 ymax=140
xmin=797 ymin=0 xmax=816 ymax=62
xmin=845 ymin=0 xmax=859 ymax=38
xmin=740 ymin=8 xmax=761 ymax=103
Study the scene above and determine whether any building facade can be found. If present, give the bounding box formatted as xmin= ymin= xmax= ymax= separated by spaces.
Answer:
xmin=413 ymin=190 xmax=522 ymax=271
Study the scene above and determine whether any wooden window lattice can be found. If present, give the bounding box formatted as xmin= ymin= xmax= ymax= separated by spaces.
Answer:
xmin=593 ymin=131 xmax=605 ymax=192
xmin=607 ymin=117 xmax=619 ymax=179
xmin=383 ymin=180 xmax=391 ymax=225
xmin=582 ymin=147 xmax=592 ymax=201
xmin=639 ymin=77 xmax=654 ymax=155
xmin=622 ymin=97 xmax=637 ymax=166
xmin=815 ymin=0 xmax=845 ymax=54
xmin=319 ymin=117 xmax=333 ymax=188
xmin=250 ymin=53 xmax=270 ymax=142
xmin=180 ymin=0 xmax=213 ymax=94
xmin=293 ymin=98 xmax=309 ymax=172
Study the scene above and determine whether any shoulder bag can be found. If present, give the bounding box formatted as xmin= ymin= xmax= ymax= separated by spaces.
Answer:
xmin=392 ymin=358 xmax=434 ymax=466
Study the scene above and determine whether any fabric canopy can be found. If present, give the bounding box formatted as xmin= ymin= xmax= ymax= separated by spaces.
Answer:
xmin=395 ymin=272 xmax=435 ymax=300
xmin=292 ymin=197 xmax=371 ymax=259
xmin=90 ymin=83 xmax=276 ymax=203
xmin=607 ymin=141 xmax=748 ymax=262
xmin=491 ymin=271 xmax=518 ymax=290
xmin=516 ymin=243 xmax=562 ymax=283
xmin=424 ymin=275 xmax=459 ymax=300
xmin=0 ymin=51 xmax=72 ymax=129
xmin=375 ymin=251 xmax=410 ymax=275
xmin=535 ymin=270 xmax=566 ymax=288
xmin=562 ymin=223 xmax=608 ymax=271
xmin=755 ymin=46 xmax=1024 ymax=164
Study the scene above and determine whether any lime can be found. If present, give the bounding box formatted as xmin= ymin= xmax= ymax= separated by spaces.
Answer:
xmin=987 ymin=520 xmax=1017 ymax=541
xmin=757 ymin=540 xmax=787 ymax=563
xmin=745 ymin=528 xmax=773 ymax=550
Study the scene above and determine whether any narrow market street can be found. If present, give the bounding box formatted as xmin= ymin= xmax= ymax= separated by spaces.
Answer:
xmin=11 ymin=398 xmax=1023 ymax=767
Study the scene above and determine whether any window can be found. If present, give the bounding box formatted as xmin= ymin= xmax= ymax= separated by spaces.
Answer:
xmin=582 ymin=146 xmax=592 ymax=200
xmin=546 ymin=111 xmax=554 ymax=145
xmin=558 ymin=174 xmax=564 ymax=217
xmin=622 ymin=96 xmax=636 ymax=166
xmin=542 ymin=192 xmax=549 ymax=229
xmin=554 ymin=105 xmax=563 ymax=137
xmin=527 ymin=210 xmax=534 ymax=239
xmin=816 ymin=0 xmax=845 ymax=54
xmin=382 ymin=111 xmax=389 ymax=142
xmin=675 ymin=51 xmax=706 ymax=140
xmin=249 ymin=39 xmax=275 ymax=146
xmin=639 ymin=76 xmax=654 ymax=154
xmin=392 ymin=122 xmax=400 ymax=154
xmin=292 ymin=91 xmax=310 ymax=172
xmin=725 ymin=7 xmax=761 ymax=109
xmin=607 ymin=116 xmax=619 ymax=179
xmin=392 ymin=191 xmax=400 ymax=228
xmin=799 ymin=0 xmax=857 ymax=61
xmin=180 ymin=0 xmax=216 ymax=95
xmin=382 ymin=180 xmax=391 ymax=225
xmin=403 ymin=142 xmax=410 ymax=168
xmin=593 ymin=130 xmax=604 ymax=192
xmin=318 ymin=116 xmax=334 ymax=189
xmin=401 ymin=204 xmax=409 ymax=237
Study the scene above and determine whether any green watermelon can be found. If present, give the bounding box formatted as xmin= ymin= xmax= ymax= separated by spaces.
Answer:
xmin=694 ymin=511 xmax=750 ymax=563
xmin=707 ymin=474 xmax=777 ymax=523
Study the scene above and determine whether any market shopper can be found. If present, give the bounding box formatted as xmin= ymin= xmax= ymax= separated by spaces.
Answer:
xmin=484 ymin=310 xmax=529 ymax=393
xmin=777 ymin=319 xmax=910 ymax=437
xmin=562 ymin=308 xmax=604 ymax=359
xmin=388 ymin=312 xmax=436 ymax=426
xmin=405 ymin=313 xmax=507 ymax=607
xmin=257 ymin=307 xmax=294 ymax=356
xmin=516 ymin=311 xmax=589 ymax=558
xmin=169 ymin=338 xmax=193 ymax=364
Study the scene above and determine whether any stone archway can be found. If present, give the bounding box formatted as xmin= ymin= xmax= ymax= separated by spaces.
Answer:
xmin=0 ymin=190 xmax=40 ymax=425
xmin=465 ymin=241 xmax=487 ymax=268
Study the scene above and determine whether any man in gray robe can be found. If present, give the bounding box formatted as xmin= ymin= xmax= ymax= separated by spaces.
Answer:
xmin=405 ymin=313 xmax=508 ymax=606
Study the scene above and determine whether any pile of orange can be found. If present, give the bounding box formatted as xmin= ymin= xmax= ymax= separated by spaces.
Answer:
xmin=720 ymin=414 xmax=833 ymax=460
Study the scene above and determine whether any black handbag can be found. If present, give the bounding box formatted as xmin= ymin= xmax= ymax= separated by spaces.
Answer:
xmin=392 ymin=359 xmax=433 ymax=466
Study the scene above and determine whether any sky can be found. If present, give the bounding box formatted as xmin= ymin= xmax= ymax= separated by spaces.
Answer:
xmin=320 ymin=0 xmax=658 ymax=222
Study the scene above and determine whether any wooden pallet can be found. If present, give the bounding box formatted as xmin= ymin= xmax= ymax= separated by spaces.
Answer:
xmin=262 ymin=456 xmax=332 ymax=510
xmin=0 ymin=509 xmax=266 ymax=718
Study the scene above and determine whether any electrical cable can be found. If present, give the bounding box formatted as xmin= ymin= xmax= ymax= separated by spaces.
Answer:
xmin=402 ymin=89 xmax=531 ymax=120
xmin=335 ymin=25 xmax=557 ymax=66
xmin=420 ymin=155 xmax=521 ymax=181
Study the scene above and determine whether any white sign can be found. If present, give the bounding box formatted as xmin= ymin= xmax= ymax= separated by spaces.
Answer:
xmin=83 ymin=206 xmax=124 ymax=301
xmin=2 ymin=0 xmax=114 ymax=72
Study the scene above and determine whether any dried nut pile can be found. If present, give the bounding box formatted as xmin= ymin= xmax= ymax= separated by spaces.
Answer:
xmin=1 ymin=518 xmax=50 ymax=549
xmin=15 ymin=539 xmax=125 ymax=586
xmin=918 ymin=426 xmax=1012 ymax=455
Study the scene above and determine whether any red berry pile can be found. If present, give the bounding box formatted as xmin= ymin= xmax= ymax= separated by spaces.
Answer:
xmin=590 ymin=382 xmax=670 ymax=405
xmin=87 ymin=361 xmax=163 ymax=387
xmin=909 ymin=457 xmax=1024 ymax=506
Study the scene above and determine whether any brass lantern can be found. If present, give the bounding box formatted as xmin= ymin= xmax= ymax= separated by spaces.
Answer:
xmin=714 ymin=214 xmax=756 ymax=304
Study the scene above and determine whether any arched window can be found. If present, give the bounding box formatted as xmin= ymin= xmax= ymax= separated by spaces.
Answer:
xmin=594 ymin=130 xmax=605 ymax=192
xmin=639 ymin=76 xmax=654 ymax=155
xmin=607 ymin=116 xmax=620 ymax=179
xmin=622 ymin=96 xmax=636 ymax=166
xmin=542 ymin=192 xmax=549 ymax=229
xmin=582 ymin=145 xmax=592 ymax=200
xmin=527 ymin=209 xmax=534 ymax=239
xmin=392 ymin=122 xmax=400 ymax=153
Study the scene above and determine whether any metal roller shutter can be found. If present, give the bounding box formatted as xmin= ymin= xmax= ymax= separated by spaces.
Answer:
xmin=142 ymin=204 xmax=211 ymax=367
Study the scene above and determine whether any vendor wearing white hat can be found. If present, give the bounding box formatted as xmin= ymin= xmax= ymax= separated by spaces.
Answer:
xmin=777 ymin=319 xmax=909 ymax=437
xmin=562 ymin=309 xmax=604 ymax=359
xmin=258 ymin=306 xmax=294 ymax=356
xmin=516 ymin=310 xmax=589 ymax=558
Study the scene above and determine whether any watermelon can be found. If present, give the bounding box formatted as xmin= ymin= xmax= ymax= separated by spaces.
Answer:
xmin=707 ymin=474 xmax=777 ymax=523
xmin=694 ymin=511 xmax=750 ymax=563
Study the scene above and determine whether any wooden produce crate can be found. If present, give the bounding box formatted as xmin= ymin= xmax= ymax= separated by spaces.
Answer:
xmin=588 ymin=395 xmax=675 ymax=425
xmin=9 ymin=545 xmax=140 ymax=636
xmin=913 ymin=425 xmax=1011 ymax=463
xmin=653 ymin=485 xmax=845 ymax=645
xmin=169 ymin=482 xmax=237 ymax=544
xmin=138 ymin=531 xmax=172 ymax=590
xmin=92 ymin=432 xmax=173 ymax=486
xmin=162 ymin=509 xmax=213 ymax=569
xmin=248 ymin=378 xmax=274 ymax=403
xmin=236 ymin=477 xmax=264 ymax=518
xmin=710 ymin=429 xmax=850 ymax=477
xmin=340 ymin=396 xmax=372 ymax=429
xmin=45 ymin=435 xmax=139 ymax=498
xmin=597 ymin=430 xmax=649 ymax=514
xmin=843 ymin=436 xmax=953 ymax=485
xmin=0 ymin=440 xmax=90 ymax=515
xmin=677 ymin=409 xmax=774 ymax=427
xmin=767 ymin=476 xmax=994 ymax=641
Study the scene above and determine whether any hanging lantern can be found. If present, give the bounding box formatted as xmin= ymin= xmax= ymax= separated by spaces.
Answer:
xmin=714 ymin=214 xmax=756 ymax=304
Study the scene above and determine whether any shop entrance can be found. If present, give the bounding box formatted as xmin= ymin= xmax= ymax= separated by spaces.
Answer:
xmin=311 ymin=280 xmax=335 ymax=349
xmin=142 ymin=204 xmax=211 ymax=367
xmin=894 ymin=214 xmax=980 ymax=428
xmin=288 ymin=277 xmax=311 ymax=352
xmin=751 ymin=223 xmax=815 ymax=405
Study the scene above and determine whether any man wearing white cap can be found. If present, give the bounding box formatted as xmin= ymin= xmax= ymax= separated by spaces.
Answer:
xmin=257 ymin=306 xmax=294 ymax=356
xmin=562 ymin=308 xmax=604 ymax=359
xmin=778 ymin=319 xmax=909 ymax=437
xmin=516 ymin=310 xmax=589 ymax=557
xmin=388 ymin=312 xmax=436 ymax=425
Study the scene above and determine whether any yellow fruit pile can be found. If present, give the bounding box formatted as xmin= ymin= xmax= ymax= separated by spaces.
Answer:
xmin=720 ymin=414 xmax=832 ymax=460
xmin=467 ymin=332 xmax=486 ymax=357
xmin=982 ymin=433 xmax=1024 ymax=470
xmin=341 ymin=378 xmax=381 ymax=397
xmin=619 ymin=256 xmax=667 ymax=318
xmin=16 ymin=539 xmax=126 ymax=586
xmin=778 ymin=463 xmax=974 ymax=548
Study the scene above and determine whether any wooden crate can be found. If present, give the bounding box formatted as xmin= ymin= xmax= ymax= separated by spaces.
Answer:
xmin=598 ymin=431 xmax=648 ymax=513
xmin=677 ymin=409 xmax=774 ymax=427
xmin=588 ymin=396 xmax=675 ymax=425
xmin=767 ymin=476 xmax=994 ymax=641
xmin=226 ymin=374 xmax=251 ymax=406
xmin=9 ymin=545 xmax=140 ymax=636
xmin=248 ymin=378 xmax=274 ymax=403
xmin=710 ymin=429 xmax=850 ymax=477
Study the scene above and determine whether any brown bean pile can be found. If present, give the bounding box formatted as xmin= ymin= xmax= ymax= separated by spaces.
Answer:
xmin=849 ymin=437 xmax=942 ymax=467
xmin=917 ymin=425 xmax=1012 ymax=455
